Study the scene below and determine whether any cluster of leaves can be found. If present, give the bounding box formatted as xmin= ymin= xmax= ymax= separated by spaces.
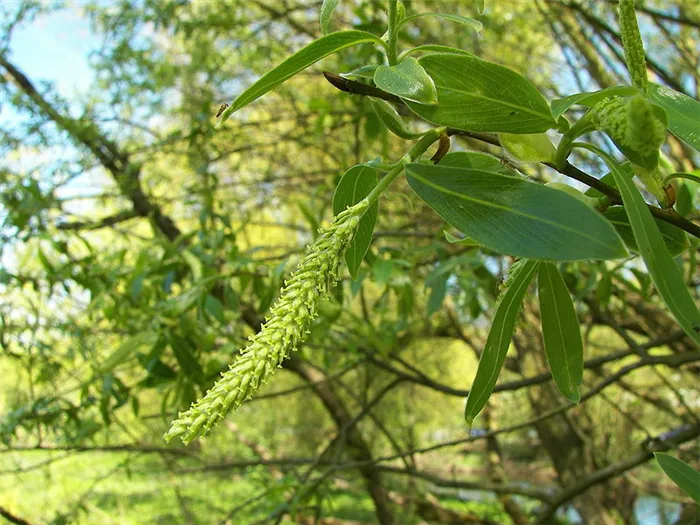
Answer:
xmin=177 ymin=0 xmax=699 ymax=439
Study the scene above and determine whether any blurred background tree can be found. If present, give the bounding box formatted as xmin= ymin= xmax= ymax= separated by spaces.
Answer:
xmin=0 ymin=1 xmax=698 ymax=524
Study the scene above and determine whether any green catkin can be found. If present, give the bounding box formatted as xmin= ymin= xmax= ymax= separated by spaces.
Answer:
xmin=625 ymin=95 xmax=665 ymax=156
xmin=591 ymin=96 xmax=664 ymax=157
xmin=618 ymin=0 xmax=648 ymax=90
xmin=165 ymin=199 xmax=369 ymax=445
xmin=590 ymin=96 xmax=629 ymax=147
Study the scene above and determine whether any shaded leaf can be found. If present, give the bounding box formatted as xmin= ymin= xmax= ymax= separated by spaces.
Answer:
xmin=170 ymin=336 xmax=205 ymax=385
xmin=100 ymin=332 xmax=159 ymax=372
xmin=405 ymin=157 xmax=627 ymax=261
xmin=332 ymin=165 xmax=379 ymax=278
xmin=538 ymin=262 xmax=583 ymax=403
xmin=465 ymin=260 xmax=538 ymax=424
xmin=589 ymin=146 xmax=700 ymax=346
xmin=603 ymin=207 xmax=688 ymax=256
xmin=654 ymin=453 xmax=700 ymax=504
xmin=369 ymin=98 xmax=426 ymax=139
xmin=320 ymin=0 xmax=340 ymax=35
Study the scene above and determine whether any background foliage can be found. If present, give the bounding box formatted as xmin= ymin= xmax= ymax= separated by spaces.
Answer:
xmin=1 ymin=1 xmax=699 ymax=524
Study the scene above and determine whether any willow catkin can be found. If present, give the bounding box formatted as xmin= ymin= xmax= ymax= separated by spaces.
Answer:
xmin=165 ymin=199 xmax=368 ymax=445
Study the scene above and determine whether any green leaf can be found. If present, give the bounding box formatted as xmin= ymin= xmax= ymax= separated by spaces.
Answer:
xmin=654 ymin=453 xmax=700 ymax=504
xmin=537 ymin=262 xmax=583 ymax=403
xmin=550 ymin=86 xmax=639 ymax=120
xmin=582 ymin=144 xmax=700 ymax=346
xmin=170 ymin=336 xmax=205 ymax=385
xmin=405 ymin=155 xmax=628 ymax=261
xmin=399 ymin=45 xmax=474 ymax=60
xmin=603 ymin=207 xmax=688 ymax=256
xmin=444 ymin=230 xmax=480 ymax=246
xmin=100 ymin=332 xmax=159 ymax=372
xmin=500 ymin=133 xmax=556 ymax=163
xmin=465 ymin=260 xmax=538 ymax=424
xmin=320 ymin=0 xmax=340 ymax=35
xmin=182 ymin=250 xmax=202 ymax=281
xmin=474 ymin=0 xmax=485 ymax=14
xmin=425 ymin=265 xmax=451 ymax=316
xmin=219 ymin=31 xmax=385 ymax=124
xmin=405 ymin=54 xmax=556 ymax=133
xmin=332 ymin=165 xmax=379 ymax=278
xmin=369 ymin=98 xmax=426 ymax=139
xmin=373 ymin=58 xmax=438 ymax=105
xmin=340 ymin=65 xmax=378 ymax=79
xmin=204 ymin=294 xmax=226 ymax=324
xmin=399 ymin=13 xmax=482 ymax=34
xmin=647 ymin=83 xmax=700 ymax=152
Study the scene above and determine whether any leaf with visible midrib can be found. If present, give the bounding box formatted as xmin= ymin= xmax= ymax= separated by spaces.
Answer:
xmin=586 ymin=145 xmax=700 ymax=346
xmin=654 ymin=453 xmax=700 ymax=504
xmin=465 ymin=260 xmax=538 ymax=424
xmin=405 ymin=53 xmax=556 ymax=133
xmin=647 ymin=82 xmax=700 ymax=152
xmin=320 ymin=0 xmax=340 ymax=35
xmin=374 ymin=58 xmax=438 ymax=105
xmin=405 ymin=155 xmax=628 ymax=261
xmin=219 ymin=31 xmax=385 ymax=124
xmin=333 ymin=165 xmax=378 ymax=278
xmin=603 ymin=206 xmax=688 ymax=256
xmin=550 ymin=86 xmax=639 ymax=120
xmin=538 ymin=262 xmax=583 ymax=403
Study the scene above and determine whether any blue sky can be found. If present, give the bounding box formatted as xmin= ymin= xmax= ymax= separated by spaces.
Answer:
xmin=7 ymin=3 xmax=98 ymax=99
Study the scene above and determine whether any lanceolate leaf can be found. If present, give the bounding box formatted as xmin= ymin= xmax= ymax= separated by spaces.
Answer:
xmin=550 ymin=86 xmax=639 ymax=120
xmin=465 ymin=260 xmax=538 ymax=424
xmin=538 ymin=262 xmax=583 ymax=403
xmin=399 ymin=13 xmax=482 ymax=34
xmin=369 ymin=98 xmax=426 ymax=139
xmin=333 ymin=165 xmax=379 ymax=278
xmin=405 ymin=54 xmax=557 ymax=133
xmin=373 ymin=58 xmax=438 ymax=105
xmin=100 ymin=332 xmax=159 ymax=372
xmin=584 ymin=145 xmax=700 ymax=346
xmin=654 ymin=453 xmax=700 ymax=504
xmin=499 ymin=133 xmax=556 ymax=163
xmin=405 ymin=157 xmax=627 ymax=261
xmin=647 ymin=82 xmax=700 ymax=152
xmin=320 ymin=0 xmax=340 ymax=35
xmin=603 ymin=206 xmax=688 ymax=257
xmin=399 ymin=45 xmax=474 ymax=60
xmin=219 ymin=31 xmax=385 ymax=124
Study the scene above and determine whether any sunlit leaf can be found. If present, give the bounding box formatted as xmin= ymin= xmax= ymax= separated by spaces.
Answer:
xmin=550 ymin=86 xmax=639 ymax=120
xmin=219 ymin=31 xmax=385 ymax=124
xmin=374 ymin=58 xmax=438 ymax=105
xmin=405 ymin=54 xmax=556 ymax=133
xmin=320 ymin=0 xmax=340 ymax=35
xmin=647 ymin=82 xmax=700 ymax=152
xmin=399 ymin=13 xmax=482 ymax=34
